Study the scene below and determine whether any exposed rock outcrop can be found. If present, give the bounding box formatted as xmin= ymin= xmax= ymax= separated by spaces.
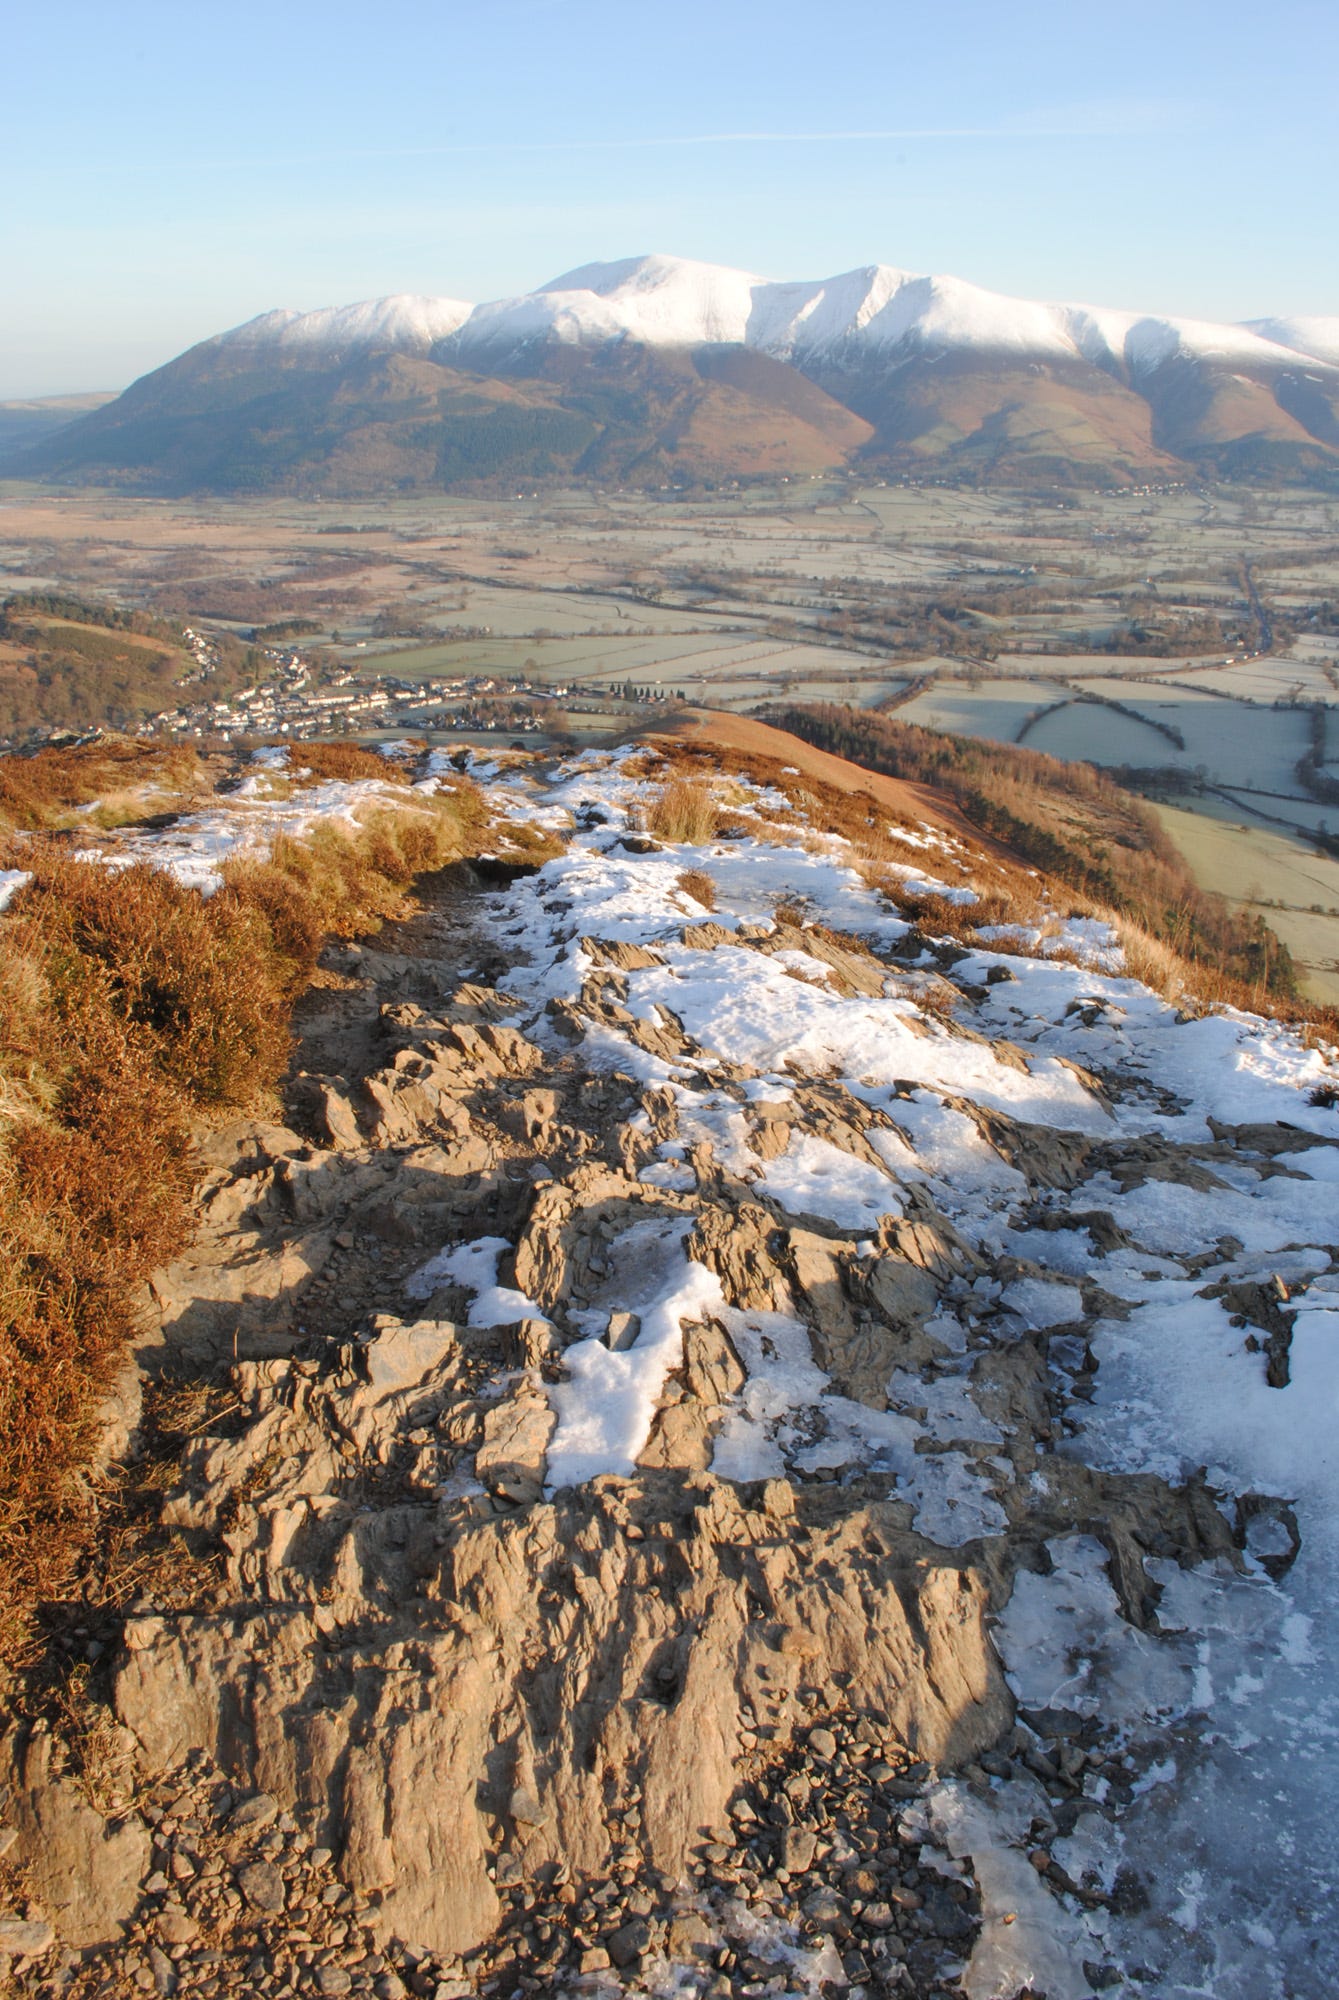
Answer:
xmin=115 ymin=1406 xmax=1009 ymax=1956
xmin=12 ymin=746 xmax=1336 ymax=2000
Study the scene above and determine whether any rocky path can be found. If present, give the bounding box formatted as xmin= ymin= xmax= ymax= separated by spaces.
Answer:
xmin=4 ymin=740 xmax=1338 ymax=2000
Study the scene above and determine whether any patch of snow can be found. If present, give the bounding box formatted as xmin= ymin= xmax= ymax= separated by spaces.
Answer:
xmin=67 ymin=776 xmax=426 ymax=895
xmin=0 ymin=869 xmax=32 ymax=912
xmin=404 ymin=1236 xmax=546 ymax=1326
xmin=999 ymin=1276 xmax=1085 ymax=1329
xmin=544 ymin=1221 xmax=725 ymax=1488
xmin=756 ymin=1131 xmax=901 ymax=1231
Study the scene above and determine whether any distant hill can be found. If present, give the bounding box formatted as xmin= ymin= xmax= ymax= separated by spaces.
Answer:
xmin=9 ymin=255 xmax=1339 ymax=492
xmin=0 ymin=391 xmax=117 ymax=460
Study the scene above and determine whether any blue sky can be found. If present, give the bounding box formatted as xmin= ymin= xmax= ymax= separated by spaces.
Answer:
xmin=4 ymin=0 xmax=1336 ymax=396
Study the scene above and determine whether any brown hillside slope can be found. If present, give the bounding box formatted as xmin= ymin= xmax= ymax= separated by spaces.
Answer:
xmin=660 ymin=707 xmax=1020 ymax=862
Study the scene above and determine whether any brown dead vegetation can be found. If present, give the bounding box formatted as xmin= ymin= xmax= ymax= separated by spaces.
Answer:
xmin=674 ymin=868 xmax=717 ymax=911
xmin=644 ymin=775 xmax=721 ymax=845
xmin=0 ymin=754 xmax=490 ymax=1669
xmin=0 ymin=739 xmax=206 ymax=833
xmin=292 ymin=738 xmax=404 ymax=785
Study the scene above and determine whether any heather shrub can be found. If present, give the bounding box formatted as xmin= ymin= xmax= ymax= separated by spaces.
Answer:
xmin=0 ymin=740 xmax=202 ymax=832
xmin=293 ymin=739 xmax=400 ymax=784
xmin=15 ymin=855 xmax=291 ymax=1109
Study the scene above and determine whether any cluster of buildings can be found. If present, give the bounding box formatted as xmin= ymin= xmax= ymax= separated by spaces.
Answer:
xmin=142 ymin=657 xmax=572 ymax=744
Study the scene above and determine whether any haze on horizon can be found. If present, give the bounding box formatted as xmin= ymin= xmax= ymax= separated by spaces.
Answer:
xmin=4 ymin=0 xmax=1337 ymax=401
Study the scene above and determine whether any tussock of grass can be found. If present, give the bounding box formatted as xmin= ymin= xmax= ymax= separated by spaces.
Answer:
xmin=1102 ymin=917 xmax=1189 ymax=1001
xmin=645 ymin=777 xmax=720 ymax=845
xmin=494 ymin=819 xmax=569 ymax=867
xmin=0 ymin=772 xmax=488 ymax=1669
xmin=675 ymin=868 xmax=717 ymax=911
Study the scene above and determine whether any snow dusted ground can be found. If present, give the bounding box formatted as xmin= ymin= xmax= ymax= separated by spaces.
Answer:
xmin=423 ymin=745 xmax=1338 ymax=2000
xmin=60 ymin=761 xmax=432 ymax=893
xmin=45 ymin=746 xmax=522 ymax=896
xmin=0 ymin=868 xmax=32 ymax=911
xmin=69 ymin=737 xmax=1339 ymax=1996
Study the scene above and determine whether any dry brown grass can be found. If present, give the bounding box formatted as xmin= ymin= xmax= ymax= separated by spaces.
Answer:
xmin=489 ymin=817 xmax=569 ymax=868
xmin=886 ymin=879 xmax=1051 ymax=940
xmin=237 ymin=787 xmax=484 ymax=944
xmin=0 ymin=739 xmax=204 ymax=832
xmin=645 ymin=776 xmax=720 ymax=845
xmin=44 ymin=1661 xmax=140 ymax=1812
xmin=1104 ymin=917 xmax=1190 ymax=1003
xmin=0 ymin=772 xmax=490 ymax=1671
xmin=675 ymin=868 xmax=717 ymax=911
xmin=291 ymin=739 xmax=403 ymax=785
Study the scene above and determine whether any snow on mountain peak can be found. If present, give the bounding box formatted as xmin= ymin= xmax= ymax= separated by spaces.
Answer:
xmin=199 ymin=263 xmax=1339 ymax=384
xmin=1244 ymin=315 xmax=1339 ymax=369
xmin=455 ymin=254 xmax=765 ymax=355
xmin=214 ymin=294 xmax=474 ymax=356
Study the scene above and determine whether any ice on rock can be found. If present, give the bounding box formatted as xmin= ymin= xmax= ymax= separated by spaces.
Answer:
xmin=998 ymin=1537 xmax=1196 ymax=1728
xmin=929 ymin=1782 xmax=1096 ymax=2000
xmin=999 ymin=1276 xmax=1085 ymax=1329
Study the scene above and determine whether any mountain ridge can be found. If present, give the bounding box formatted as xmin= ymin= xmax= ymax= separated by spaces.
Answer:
xmin=13 ymin=253 xmax=1339 ymax=492
xmin=206 ymin=254 xmax=1339 ymax=377
xmin=4 ymin=723 xmax=1339 ymax=1996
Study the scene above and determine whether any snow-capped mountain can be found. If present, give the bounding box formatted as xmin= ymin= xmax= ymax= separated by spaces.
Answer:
xmin=209 ymin=253 xmax=1339 ymax=381
xmin=213 ymin=294 xmax=474 ymax=356
xmin=15 ymin=255 xmax=1339 ymax=494
xmin=1243 ymin=315 xmax=1339 ymax=370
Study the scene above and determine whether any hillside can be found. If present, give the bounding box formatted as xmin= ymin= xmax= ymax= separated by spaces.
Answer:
xmin=762 ymin=703 xmax=1305 ymax=1012
xmin=11 ymin=255 xmax=1339 ymax=493
xmin=0 ymin=724 xmax=1337 ymax=1999
xmin=0 ymin=393 xmax=116 ymax=460
xmin=16 ymin=343 xmax=870 ymax=496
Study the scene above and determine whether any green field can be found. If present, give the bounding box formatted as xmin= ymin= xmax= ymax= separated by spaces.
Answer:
xmin=1152 ymin=799 xmax=1339 ymax=1004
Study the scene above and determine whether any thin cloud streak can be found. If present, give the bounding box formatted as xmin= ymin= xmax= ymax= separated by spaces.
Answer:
xmin=153 ymin=120 xmax=1173 ymax=177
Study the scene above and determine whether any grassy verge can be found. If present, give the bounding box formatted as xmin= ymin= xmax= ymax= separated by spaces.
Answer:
xmin=0 ymin=746 xmax=487 ymax=1670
